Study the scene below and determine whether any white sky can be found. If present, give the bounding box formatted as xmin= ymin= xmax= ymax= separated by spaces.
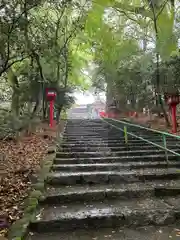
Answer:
xmin=74 ymin=92 xmax=95 ymax=104
xmin=73 ymin=91 xmax=106 ymax=104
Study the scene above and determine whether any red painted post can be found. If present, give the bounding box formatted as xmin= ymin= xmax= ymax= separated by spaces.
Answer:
xmin=46 ymin=88 xmax=56 ymax=128
xmin=49 ymin=100 xmax=54 ymax=128
xmin=171 ymin=104 xmax=177 ymax=134
xmin=164 ymin=93 xmax=180 ymax=134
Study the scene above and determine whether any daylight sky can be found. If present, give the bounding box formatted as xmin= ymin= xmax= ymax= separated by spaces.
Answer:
xmin=74 ymin=92 xmax=94 ymax=104
xmin=73 ymin=91 xmax=106 ymax=104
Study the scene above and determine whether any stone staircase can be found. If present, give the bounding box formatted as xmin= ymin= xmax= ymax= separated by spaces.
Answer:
xmin=28 ymin=119 xmax=180 ymax=239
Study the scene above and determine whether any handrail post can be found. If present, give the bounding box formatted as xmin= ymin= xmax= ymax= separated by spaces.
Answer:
xmin=162 ymin=134 xmax=168 ymax=163
xmin=124 ymin=126 xmax=128 ymax=144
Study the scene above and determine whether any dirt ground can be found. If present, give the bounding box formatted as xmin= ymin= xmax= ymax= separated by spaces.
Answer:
xmin=119 ymin=112 xmax=179 ymax=134
xmin=0 ymin=120 xmax=66 ymax=237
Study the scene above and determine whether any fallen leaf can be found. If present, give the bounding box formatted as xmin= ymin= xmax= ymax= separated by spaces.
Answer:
xmin=0 ymin=122 xmax=60 ymax=237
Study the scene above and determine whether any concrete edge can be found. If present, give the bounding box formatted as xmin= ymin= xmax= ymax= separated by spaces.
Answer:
xmin=8 ymin=121 xmax=67 ymax=240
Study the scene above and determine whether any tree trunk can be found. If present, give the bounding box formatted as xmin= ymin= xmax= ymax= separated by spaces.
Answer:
xmin=8 ymin=69 xmax=20 ymax=118
xmin=155 ymin=53 xmax=170 ymax=127
xmin=11 ymin=88 xmax=19 ymax=117
xmin=56 ymin=105 xmax=63 ymax=123
xmin=31 ymin=98 xmax=40 ymax=118
xmin=150 ymin=0 xmax=170 ymax=127
xmin=106 ymin=80 xmax=114 ymax=112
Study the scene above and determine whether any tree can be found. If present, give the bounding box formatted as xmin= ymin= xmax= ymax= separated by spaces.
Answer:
xmin=80 ymin=0 xmax=179 ymax=125
xmin=0 ymin=0 xmax=91 ymax=135
xmin=0 ymin=0 xmax=179 ymax=131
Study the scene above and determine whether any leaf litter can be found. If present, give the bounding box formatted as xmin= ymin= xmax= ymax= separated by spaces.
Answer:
xmin=0 ymin=124 xmax=56 ymax=237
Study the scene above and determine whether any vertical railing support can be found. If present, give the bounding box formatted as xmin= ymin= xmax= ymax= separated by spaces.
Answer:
xmin=162 ymin=134 xmax=168 ymax=163
xmin=124 ymin=126 xmax=128 ymax=144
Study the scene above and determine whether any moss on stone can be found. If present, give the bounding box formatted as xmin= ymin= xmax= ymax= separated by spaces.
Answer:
xmin=30 ymin=190 xmax=42 ymax=199
xmin=46 ymin=153 xmax=56 ymax=161
xmin=8 ymin=218 xmax=29 ymax=239
xmin=47 ymin=146 xmax=56 ymax=153
xmin=25 ymin=198 xmax=38 ymax=214
xmin=33 ymin=182 xmax=44 ymax=191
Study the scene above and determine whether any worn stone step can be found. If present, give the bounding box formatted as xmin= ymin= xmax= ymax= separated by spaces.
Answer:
xmin=64 ymin=130 xmax=107 ymax=133
xmin=63 ymin=137 xmax=126 ymax=142
xmin=62 ymin=140 xmax=127 ymax=146
xmin=64 ymin=132 xmax=109 ymax=136
xmin=27 ymin=119 xmax=180 ymax=239
xmin=65 ymin=126 xmax=106 ymax=129
xmin=52 ymin=161 xmax=180 ymax=172
xmin=56 ymin=149 xmax=180 ymax=158
xmin=30 ymin=197 xmax=180 ymax=233
xmin=42 ymin=184 xmax=153 ymax=204
xmin=67 ymin=120 xmax=104 ymax=123
xmin=42 ymin=181 xmax=180 ymax=204
xmin=62 ymin=141 xmax=180 ymax=148
xmin=27 ymin=225 xmax=180 ymax=240
xmin=63 ymin=131 xmax=178 ymax=137
xmin=63 ymin=138 xmax=180 ymax=144
xmin=61 ymin=141 xmax=180 ymax=147
xmin=61 ymin=144 xmax=180 ymax=152
xmin=65 ymin=126 xmax=107 ymax=130
xmin=54 ymin=154 xmax=179 ymax=164
xmin=65 ymin=127 xmax=106 ymax=130
xmin=65 ymin=125 xmax=106 ymax=128
xmin=64 ymin=132 xmax=162 ymax=137
xmin=63 ymin=134 xmax=104 ymax=137
xmin=46 ymin=168 xmax=180 ymax=186
xmin=63 ymin=136 xmax=176 ymax=142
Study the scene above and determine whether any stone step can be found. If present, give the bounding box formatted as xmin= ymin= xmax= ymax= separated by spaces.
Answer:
xmin=63 ymin=131 xmax=162 ymax=137
xmin=65 ymin=129 xmax=107 ymax=132
xmin=61 ymin=144 xmax=180 ymax=152
xmin=54 ymin=154 xmax=178 ymax=164
xmin=52 ymin=161 xmax=180 ymax=172
xmin=27 ymin=225 xmax=180 ymax=240
xmin=65 ymin=125 xmax=106 ymax=128
xmin=64 ymin=131 xmax=109 ymax=135
xmin=63 ymin=133 xmax=106 ymax=137
xmin=63 ymin=130 xmax=175 ymax=136
xmin=61 ymin=141 xmax=180 ymax=147
xmin=30 ymin=197 xmax=180 ymax=233
xmin=46 ymin=168 xmax=180 ymax=186
xmin=65 ymin=124 xmax=106 ymax=127
xmin=63 ymin=136 xmax=175 ymax=141
xmin=65 ymin=126 xmax=106 ymax=128
xmin=63 ymin=137 xmax=126 ymax=142
xmin=63 ymin=138 xmax=180 ymax=144
xmin=27 ymin=119 xmax=180 ymax=239
xmin=55 ymin=149 xmax=180 ymax=158
xmin=65 ymin=126 xmax=105 ymax=129
xmin=42 ymin=181 xmax=180 ymax=204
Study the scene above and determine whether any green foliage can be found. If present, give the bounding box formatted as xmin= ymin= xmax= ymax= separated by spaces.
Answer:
xmin=80 ymin=0 xmax=180 ymax=114
xmin=0 ymin=0 xmax=179 ymax=124
xmin=0 ymin=0 xmax=91 ymax=131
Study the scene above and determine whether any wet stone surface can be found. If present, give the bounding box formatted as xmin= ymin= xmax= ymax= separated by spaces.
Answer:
xmin=35 ymin=198 xmax=174 ymax=221
xmin=46 ymin=168 xmax=180 ymax=186
xmin=54 ymin=154 xmax=180 ymax=164
xmin=52 ymin=161 xmax=180 ymax=172
xmin=28 ymin=225 xmax=180 ymax=240
xmin=28 ymin=119 xmax=180 ymax=239
xmin=42 ymin=180 xmax=180 ymax=204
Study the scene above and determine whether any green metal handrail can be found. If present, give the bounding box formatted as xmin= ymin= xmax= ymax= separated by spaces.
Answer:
xmin=102 ymin=117 xmax=180 ymax=162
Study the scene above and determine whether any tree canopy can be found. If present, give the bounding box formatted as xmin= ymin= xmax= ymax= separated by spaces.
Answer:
xmin=0 ymin=0 xmax=180 ymax=129
xmin=81 ymin=0 xmax=180 ymax=125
